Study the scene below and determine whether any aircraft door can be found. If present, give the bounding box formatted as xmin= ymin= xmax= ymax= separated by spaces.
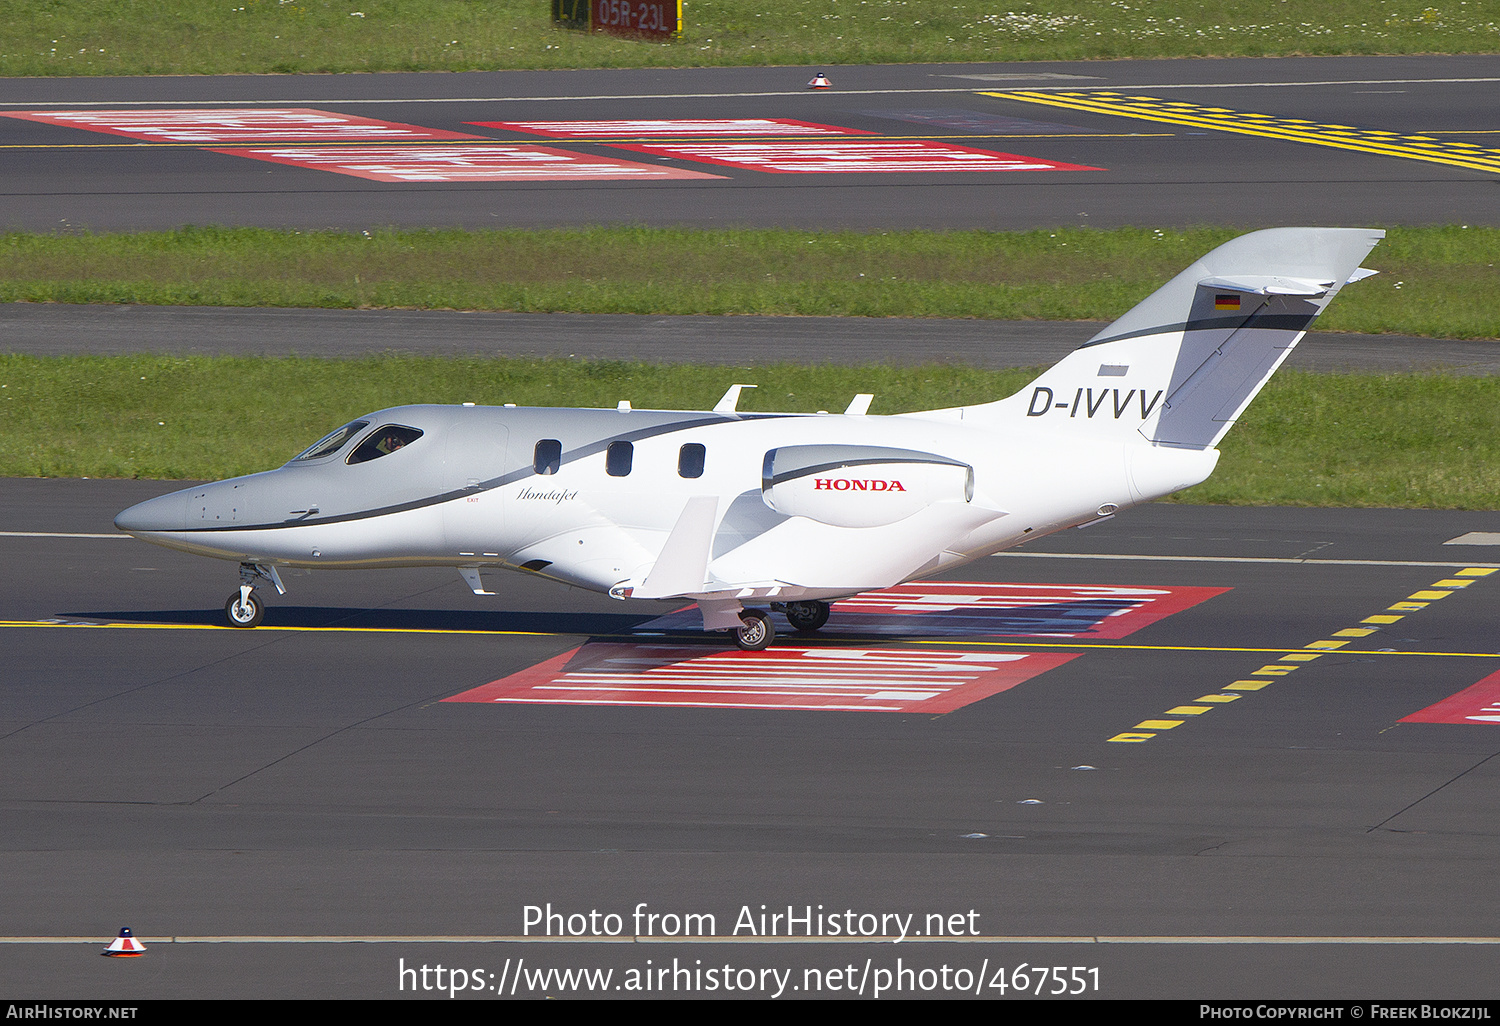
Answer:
xmin=442 ymin=421 xmax=509 ymax=558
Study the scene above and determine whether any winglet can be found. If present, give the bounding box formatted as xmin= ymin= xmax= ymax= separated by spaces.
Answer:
xmin=634 ymin=496 xmax=718 ymax=599
xmin=844 ymin=393 xmax=874 ymax=416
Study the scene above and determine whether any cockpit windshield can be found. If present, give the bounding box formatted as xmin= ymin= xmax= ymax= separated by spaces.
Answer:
xmin=347 ymin=425 xmax=424 ymax=465
xmin=291 ymin=421 xmax=368 ymax=462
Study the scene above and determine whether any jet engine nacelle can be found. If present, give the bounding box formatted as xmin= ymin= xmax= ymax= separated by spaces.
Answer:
xmin=761 ymin=444 xmax=975 ymax=528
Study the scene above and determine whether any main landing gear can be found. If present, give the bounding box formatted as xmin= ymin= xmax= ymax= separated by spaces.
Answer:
xmin=780 ymin=600 xmax=831 ymax=633
xmin=734 ymin=610 xmax=774 ymax=651
xmin=224 ymin=563 xmax=285 ymax=628
xmin=733 ymin=600 xmax=833 ymax=650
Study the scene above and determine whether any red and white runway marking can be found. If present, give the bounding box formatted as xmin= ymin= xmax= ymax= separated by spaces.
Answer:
xmin=0 ymin=108 xmax=483 ymax=143
xmin=446 ymin=644 xmax=1077 ymax=713
xmin=607 ymin=140 xmax=1103 ymax=174
xmin=1401 ymin=669 xmax=1500 ymax=725
xmin=469 ymin=118 xmax=876 ymax=138
xmin=210 ymin=145 xmax=726 ymax=182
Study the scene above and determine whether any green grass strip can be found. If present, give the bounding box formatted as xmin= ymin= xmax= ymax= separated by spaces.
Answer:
xmin=2 ymin=1 xmax=1496 ymax=76
xmin=2 ymin=354 xmax=1497 ymax=509
xmin=2 ymin=226 xmax=1495 ymax=338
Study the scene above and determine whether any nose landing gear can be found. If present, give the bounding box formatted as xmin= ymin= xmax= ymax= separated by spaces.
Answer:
xmin=224 ymin=563 xmax=285 ymax=628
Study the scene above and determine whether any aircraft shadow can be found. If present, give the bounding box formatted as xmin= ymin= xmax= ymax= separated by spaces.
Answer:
xmin=638 ymin=600 xmax=1142 ymax=639
xmin=72 ymin=594 xmax=1165 ymax=644
xmin=70 ymin=607 xmax=653 ymax=635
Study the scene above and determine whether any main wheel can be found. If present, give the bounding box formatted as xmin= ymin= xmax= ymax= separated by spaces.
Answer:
xmin=733 ymin=610 xmax=774 ymax=651
xmin=225 ymin=590 xmax=264 ymax=628
xmin=784 ymin=600 xmax=830 ymax=633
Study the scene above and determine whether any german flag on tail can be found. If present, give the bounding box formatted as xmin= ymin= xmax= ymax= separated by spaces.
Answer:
xmin=1214 ymin=294 xmax=1241 ymax=311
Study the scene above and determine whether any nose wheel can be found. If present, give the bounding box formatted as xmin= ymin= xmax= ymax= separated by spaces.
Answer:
xmin=223 ymin=563 xmax=283 ymax=628
xmin=225 ymin=587 xmax=264 ymax=628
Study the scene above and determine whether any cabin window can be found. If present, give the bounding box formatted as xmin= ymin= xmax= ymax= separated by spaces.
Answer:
xmin=678 ymin=443 xmax=706 ymax=479
xmin=606 ymin=440 xmax=633 ymax=477
xmin=534 ymin=439 xmax=562 ymax=475
xmin=292 ymin=420 xmax=368 ymax=462
xmin=347 ymin=425 xmax=424 ymax=465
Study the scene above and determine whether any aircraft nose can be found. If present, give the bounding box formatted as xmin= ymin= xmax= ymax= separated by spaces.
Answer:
xmin=115 ymin=490 xmax=189 ymax=533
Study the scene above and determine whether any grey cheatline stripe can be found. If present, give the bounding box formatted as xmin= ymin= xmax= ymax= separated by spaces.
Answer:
xmin=169 ymin=412 xmax=755 ymax=535
xmin=6 ymin=934 xmax=1500 ymax=945
xmin=995 ymin=552 xmax=1500 ymax=570
xmin=0 ymin=531 xmax=126 ymax=539
xmin=0 ymin=77 xmax=1495 ymax=108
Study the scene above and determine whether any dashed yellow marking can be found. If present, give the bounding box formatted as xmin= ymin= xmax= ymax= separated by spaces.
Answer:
xmin=1110 ymin=564 xmax=1500 ymax=743
xmin=1108 ymin=732 xmax=1156 ymax=743
xmin=981 ymin=91 xmax=1500 ymax=175
xmin=1458 ymin=567 xmax=1497 ymax=577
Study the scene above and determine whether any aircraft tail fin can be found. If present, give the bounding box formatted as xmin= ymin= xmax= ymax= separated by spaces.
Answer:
xmin=970 ymin=227 xmax=1384 ymax=449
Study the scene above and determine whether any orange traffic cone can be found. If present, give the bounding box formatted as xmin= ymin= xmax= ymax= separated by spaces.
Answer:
xmin=808 ymin=72 xmax=832 ymax=89
xmin=102 ymin=927 xmax=146 ymax=957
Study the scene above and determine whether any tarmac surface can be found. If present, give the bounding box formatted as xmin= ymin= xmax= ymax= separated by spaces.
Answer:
xmin=2 ymin=480 xmax=1499 ymax=998
xmin=4 ymin=302 xmax=1498 ymax=373
xmin=1 ymin=54 xmax=1498 ymax=231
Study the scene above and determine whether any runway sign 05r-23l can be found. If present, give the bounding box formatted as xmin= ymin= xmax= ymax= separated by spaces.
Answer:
xmin=552 ymin=0 xmax=682 ymax=39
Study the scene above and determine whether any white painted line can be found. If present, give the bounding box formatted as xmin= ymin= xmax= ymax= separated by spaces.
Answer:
xmin=1 ymin=78 xmax=1496 ymax=108
xmin=5 ymin=934 xmax=1500 ymax=945
xmin=0 ymin=108 xmax=481 ymax=142
xmin=0 ymin=531 xmax=125 ymax=539
xmin=215 ymin=144 xmax=724 ymax=182
xmin=0 ymin=89 xmax=985 ymax=108
xmin=1444 ymin=532 xmax=1500 ymax=545
xmin=995 ymin=551 xmax=1500 ymax=569
xmin=612 ymin=139 xmax=1099 ymax=174
xmin=476 ymin=118 xmax=872 ymax=137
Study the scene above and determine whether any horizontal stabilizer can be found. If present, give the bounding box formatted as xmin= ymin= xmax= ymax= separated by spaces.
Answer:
xmin=1199 ymin=274 xmax=1333 ymax=297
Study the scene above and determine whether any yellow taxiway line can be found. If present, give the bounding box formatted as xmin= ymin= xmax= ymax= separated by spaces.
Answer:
xmin=985 ymin=90 xmax=1500 ymax=175
xmin=2 ymin=618 xmax=1496 ymax=660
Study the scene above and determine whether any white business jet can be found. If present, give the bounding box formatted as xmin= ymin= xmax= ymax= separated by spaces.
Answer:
xmin=115 ymin=227 xmax=1383 ymax=649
